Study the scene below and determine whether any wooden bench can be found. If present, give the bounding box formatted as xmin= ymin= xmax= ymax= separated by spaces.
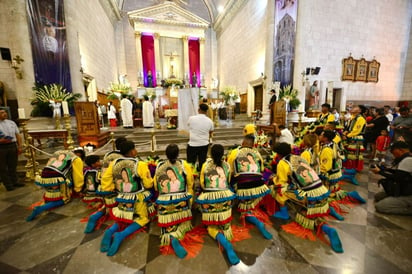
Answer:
xmin=28 ymin=129 xmax=68 ymax=149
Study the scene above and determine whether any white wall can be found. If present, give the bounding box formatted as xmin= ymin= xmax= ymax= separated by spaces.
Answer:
xmin=217 ymin=0 xmax=269 ymax=95
xmin=0 ymin=0 xmax=35 ymax=112
xmin=294 ymin=0 xmax=412 ymax=107
xmin=401 ymin=17 xmax=412 ymax=101
xmin=67 ymin=0 xmax=120 ymax=93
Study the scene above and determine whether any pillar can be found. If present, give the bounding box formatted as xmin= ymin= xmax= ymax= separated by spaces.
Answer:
xmin=182 ymin=36 xmax=190 ymax=83
xmin=154 ymin=33 xmax=161 ymax=85
xmin=135 ymin=32 xmax=143 ymax=85
xmin=199 ymin=37 xmax=205 ymax=86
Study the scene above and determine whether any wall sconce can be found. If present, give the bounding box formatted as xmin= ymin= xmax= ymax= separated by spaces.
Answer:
xmin=11 ymin=55 xmax=24 ymax=79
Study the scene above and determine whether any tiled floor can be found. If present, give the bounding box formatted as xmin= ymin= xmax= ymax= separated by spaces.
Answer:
xmin=1 ymin=157 xmax=411 ymax=274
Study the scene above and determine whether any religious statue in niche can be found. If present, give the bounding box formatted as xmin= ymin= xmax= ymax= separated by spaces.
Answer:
xmin=308 ymin=80 xmax=319 ymax=110
xmin=191 ymin=72 xmax=197 ymax=88
xmin=147 ymin=70 xmax=153 ymax=87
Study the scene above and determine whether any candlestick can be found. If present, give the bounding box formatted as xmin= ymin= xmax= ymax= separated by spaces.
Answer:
xmin=18 ymin=108 xmax=26 ymax=119
xmin=62 ymin=101 xmax=69 ymax=115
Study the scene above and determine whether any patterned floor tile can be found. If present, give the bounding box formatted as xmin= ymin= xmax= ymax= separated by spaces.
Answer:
xmin=26 ymin=248 xmax=77 ymax=274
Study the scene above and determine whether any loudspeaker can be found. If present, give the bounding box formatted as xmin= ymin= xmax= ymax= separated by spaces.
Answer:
xmin=314 ymin=67 xmax=321 ymax=75
xmin=0 ymin=48 xmax=12 ymax=61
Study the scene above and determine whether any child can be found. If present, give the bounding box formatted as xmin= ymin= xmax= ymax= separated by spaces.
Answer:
xmin=374 ymin=129 xmax=390 ymax=164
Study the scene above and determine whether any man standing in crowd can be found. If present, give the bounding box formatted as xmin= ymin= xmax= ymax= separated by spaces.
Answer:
xmin=371 ymin=141 xmax=412 ymax=215
xmin=142 ymin=95 xmax=154 ymax=128
xmin=187 ymin=103 xmax=214 ymax=171
xmin=0 ymin=109 xmax=23 ymax=191
xmin=120 ymin=94 xmax=133 ymax=129
xmin=391 ymin=106 xmax=412 ymax=149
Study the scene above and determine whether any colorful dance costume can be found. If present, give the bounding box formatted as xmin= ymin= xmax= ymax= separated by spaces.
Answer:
xmin=295 ymin=112 xmax=334 ymax=145
xmin=227 ymin=146 xmax=272 ymax=239
xmin=197 ymin=158 xmax=240 ymax=265
xmin=275 ymin=154 xmax=343 ymax=253
xmin=343 ymin=114 xmax=366 ymax=172
xmin=100 ymin=157 xmax=153 ymax=256
xmin=83 ymin=151 xmax=122 ymax=233
xmin=319 ymin=142 xmax=366 ymax=215
xmin=154 ymin=159 xmax=194 ymax=258
xmin=27 ymin=150 xmax=84 ymax=221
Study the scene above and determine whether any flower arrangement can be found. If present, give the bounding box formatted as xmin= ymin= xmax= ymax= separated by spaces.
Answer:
xmin=278 ymin=85 xmax=301 ymax=110
xmin=144 ymin=89 xmax=156 ymax=101
xmin=107 ymin=82 xmax=131 ymax=100
xmin=219 ymin=86 xmax=239 ymax=105
xmin=254 ymin=130 xmax=270 ymax=149
xmin=30 ymin=83 xmax=81 ymax=117
xmin=163 ymin=78 xmax=183 ymax=88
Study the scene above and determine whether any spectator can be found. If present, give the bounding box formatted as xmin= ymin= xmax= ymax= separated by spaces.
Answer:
xmin=273 ymin=123 xmax=294 ymax=145
xmin=365 ymin=108 xmax=389 ymax=159
xmin=0 ymin=109 xmax=23 ymax=191
xmin=187 ymin=104 xmax=214 ymax=171
xmin=391 ymin=106 xmax=412 ymax=149
xmin=371 ymin=141 xmax=412 ymax=215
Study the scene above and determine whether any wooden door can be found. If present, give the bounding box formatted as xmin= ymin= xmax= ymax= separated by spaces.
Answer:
xmin=240 ymin=93 xmax=247 ymax=113
xmin=254 ymin=85 xmax=263 ymax=111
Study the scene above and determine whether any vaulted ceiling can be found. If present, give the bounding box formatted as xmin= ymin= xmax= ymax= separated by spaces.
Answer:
xmin=118 ymin=0 xmax=230 ymax=23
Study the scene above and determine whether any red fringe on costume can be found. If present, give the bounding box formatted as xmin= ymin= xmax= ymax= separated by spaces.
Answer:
xmin=160 ymin=225 xmax=207 ymax=259
xmin=281 ymin=222 xmax=317 ymax=241
xmin=28 ymin=200 xmax=44 ymax=210
xmin=328 ymin=200 xmax=349 ymax=216
xmin=231 ymin=224 xmax=252 ymax=242
xmin=202 ymin=216 xmax=233 ymax=226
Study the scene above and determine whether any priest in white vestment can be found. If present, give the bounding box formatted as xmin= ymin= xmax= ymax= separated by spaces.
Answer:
xmin=142 ymin=95 xmax=154 ymax=128
xmin=121 ymin=94 xmax=133 ymax=128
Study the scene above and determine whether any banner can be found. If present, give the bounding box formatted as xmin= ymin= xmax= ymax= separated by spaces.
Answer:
xmin=188 ymin=38 xmax=200 ymax=87
xmin=26 ymin=0 xmax=72 ymax=91
xmin=141 ymin=34 xmax=157 ymax=87
xmin=273 ymin=0 xmax=298 ymax=87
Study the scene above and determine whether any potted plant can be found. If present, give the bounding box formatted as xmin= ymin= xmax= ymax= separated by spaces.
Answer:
xmin=31 ymin=83 xmax=81 ymax=117
xmin=278 ymin=85 xmax=301 ymax=111
xmin=219 ymin=86 xmax=239 ymax=106
xmin=107 ymin=82 xmax=131 ymax=100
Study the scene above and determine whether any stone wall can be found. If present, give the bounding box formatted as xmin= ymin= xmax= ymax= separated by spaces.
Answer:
xmin=0 ymin=0 xmax=35 ymax=113
xmin=293 ymin=0 xmax=412 ymax=109
xmin=217 ymin=0 xmax=412 ymax=113
xmin=67 ymin=0 xmax=120 ymax=93
xmin=401 ymin=15 xmax=412 ymax=101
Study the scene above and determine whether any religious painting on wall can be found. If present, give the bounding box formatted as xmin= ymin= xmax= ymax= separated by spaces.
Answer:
xmin=355 ymin=58 xmax=368 ymax=82
xmin=367 ymin=59 xmax=380 ymax=83
xmin=341 ymin=55 xmax=357 ymax=81
xmin=273 ymin=0 xmax=298 ymax=87
xmin=26 ymin=0 xmax=72 ymax=91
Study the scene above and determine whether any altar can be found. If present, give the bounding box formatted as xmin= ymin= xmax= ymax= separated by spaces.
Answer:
xmin=177 ymin=88 xmax=199 ymax=132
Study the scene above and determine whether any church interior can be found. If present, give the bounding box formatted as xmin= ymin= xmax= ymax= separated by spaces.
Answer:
xmin=0 ymin=0 xmax=412 ymax=273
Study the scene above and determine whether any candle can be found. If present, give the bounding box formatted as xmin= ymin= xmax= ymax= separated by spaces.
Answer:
xmin=62 ymin=101 xmax=69 ymax=115
xmin=18 ymin=108 xmax=25 ymax=119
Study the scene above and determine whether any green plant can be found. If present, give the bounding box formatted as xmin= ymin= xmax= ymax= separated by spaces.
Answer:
xmin=30 ymin=83 xmax=81 ymax=117
xmin=144 ymin=89 xmax=156 ymax=100
xmin=278 ymin=85 xmax=301 ymax=110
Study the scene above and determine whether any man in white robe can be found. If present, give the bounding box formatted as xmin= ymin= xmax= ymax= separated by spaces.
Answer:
xmin=142 ymin=95 xmax=154 ymax=128
xmin=120 ymin=95 xmax=133 ymax=128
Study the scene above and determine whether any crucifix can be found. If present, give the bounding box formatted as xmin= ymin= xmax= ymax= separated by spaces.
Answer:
xmin=164 ymin=51 xmax=179 ymax=78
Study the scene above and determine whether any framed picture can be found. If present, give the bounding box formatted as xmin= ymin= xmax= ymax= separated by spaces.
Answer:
xmin=367 ymin=59 xmax=380 ymax=83
xmin=342 ymin=56 xmax=356 ymax=81
xmin=355 ymin=58 xmax=368 ymax=82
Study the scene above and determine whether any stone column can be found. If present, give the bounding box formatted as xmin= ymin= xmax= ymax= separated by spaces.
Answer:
xmin=182 ymin=36 xmax=190 ymax=83
xmin=135 ymin=32 xmax=144 ymax=85
xmin=153 ymin=33 xmax=162 ymax=85
xmin=199 ymin=37 xmax=205 ymax=86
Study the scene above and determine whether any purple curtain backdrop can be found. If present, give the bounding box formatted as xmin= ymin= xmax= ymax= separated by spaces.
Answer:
xmin=188 ymin=38 xmax=200 ymax=87
xmin=141 ymin=34 xmax=157 ymax=87
xmin=26 ymin=0 xmax=72 ymax=91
